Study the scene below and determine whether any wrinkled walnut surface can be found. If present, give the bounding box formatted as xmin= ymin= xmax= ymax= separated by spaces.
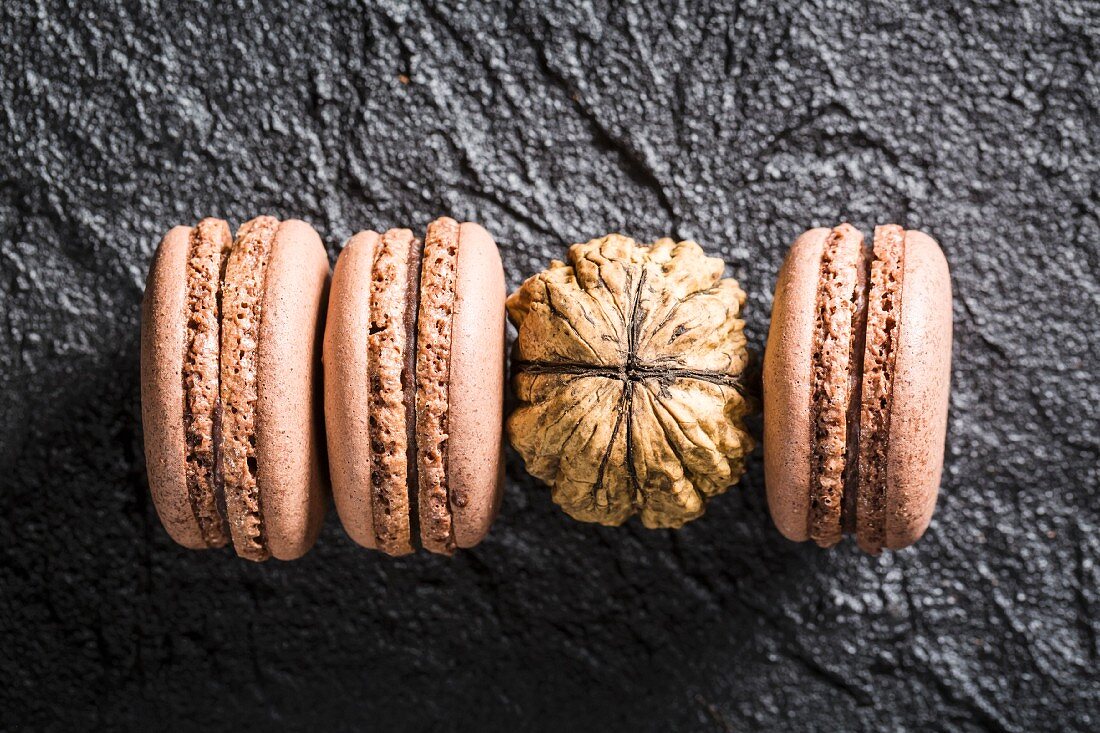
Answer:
xmin=507 ymin=234 xmax=754 ymax=528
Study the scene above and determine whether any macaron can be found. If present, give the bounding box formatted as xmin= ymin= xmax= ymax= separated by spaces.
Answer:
xmin=762 ymin=224 xmax=951 ymax=553
xmin=141 ymin=216 xmax=330 ymax=561
xmin=323 ymin=217 xmax=506 ymax=556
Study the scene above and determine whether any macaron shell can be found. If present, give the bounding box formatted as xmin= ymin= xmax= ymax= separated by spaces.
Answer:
xmin=324 ymin=231 xmax=379 ymax=549
xmin=447 ymin=222 xmax=506 ymax=548
xmin=763 ymin=227 xmax=829 ymax=542
xmin=141 ymin=226 xmax=205 ymax=549
xmin=884 ymin=230 xmax=952 ymax=549
xmin=254 ymin=219 xmax=331 ymax=560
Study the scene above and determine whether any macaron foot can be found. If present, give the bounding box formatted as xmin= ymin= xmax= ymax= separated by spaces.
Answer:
xmin=182 ymin=218 xmax=232 ymax=548
xmin=219 ymin=216 xmax=279 ymax=562
xmin=807 ymin=224 xmax=865 ymax=548
xmin=367 ymin=228 xmax=420 ymax=557
xmin=416 ymin=217 xmax=461 ymax=556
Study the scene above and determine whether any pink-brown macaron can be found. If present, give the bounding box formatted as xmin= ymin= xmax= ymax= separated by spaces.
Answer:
xmin=323 ymin=217 xmax=506 ymax=556
xmin=763 ymin=224 xmax=951 ymax=554
xmin=141 ymin=216 xmax=330 ymax=561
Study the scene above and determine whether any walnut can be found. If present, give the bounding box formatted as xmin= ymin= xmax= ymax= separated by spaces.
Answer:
xmin=506 ymin=234 xmax=755 ymax=528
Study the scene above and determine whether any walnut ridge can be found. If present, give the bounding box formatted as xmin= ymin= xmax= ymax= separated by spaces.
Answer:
xmin=507 ymin=234 xmax=754 ymax=528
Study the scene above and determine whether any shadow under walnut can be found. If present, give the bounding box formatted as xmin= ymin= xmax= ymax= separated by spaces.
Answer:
xmin=506 ymin=234 xmax=755 ymax=529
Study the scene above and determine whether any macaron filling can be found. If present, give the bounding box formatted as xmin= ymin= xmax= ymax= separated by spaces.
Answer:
xmin=402 ymin=231 xmax=425 ymax=553
xmin=415 ymin=218 xmax=460 ymax=555
xmin=840 ymin=244 xmax=870 ymax=537
xmin=368 ymin=229 xmax=420 ymax=556
xmin=807 ymin=224 xmax=905 ymax=551
xmin=855 ymin=225 xmax=905 ymax=554
xmin=182 ymin=219 xmax=231 ymax=548
xmin=219 ymin=216 xmax=279 ymax=562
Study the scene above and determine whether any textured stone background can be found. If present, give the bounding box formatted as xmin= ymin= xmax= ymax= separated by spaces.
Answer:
xmin=2 ymin=1 xmax=1098 ymax=730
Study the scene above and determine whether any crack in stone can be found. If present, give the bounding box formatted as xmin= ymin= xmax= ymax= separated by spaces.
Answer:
xmin=520 ymin=28 xmax=683 ymax=240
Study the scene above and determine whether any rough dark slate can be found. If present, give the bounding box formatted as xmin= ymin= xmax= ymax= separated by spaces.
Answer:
xmin=2 ymin=1 xmax=1098 ymax=730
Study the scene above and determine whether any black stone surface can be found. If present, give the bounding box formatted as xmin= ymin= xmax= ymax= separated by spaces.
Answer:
xmin=2 ymin=1 xmax=1097 ymax=730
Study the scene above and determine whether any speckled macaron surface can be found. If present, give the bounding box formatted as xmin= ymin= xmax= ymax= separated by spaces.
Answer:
xmin=324 ymin=217 xmax=505 ymax=556
xmin=763 ymin=224 xmax=952 ymax=554
xmin=141 ymin=217 xmax=330 ymax=561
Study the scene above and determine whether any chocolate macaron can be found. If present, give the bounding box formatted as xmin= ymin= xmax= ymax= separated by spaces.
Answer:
xmin=141 ymin=216 xmax=330 ymax=561
xmin=324 ymin=217 xmax=505 ymax=556
xmin=763 ymin=224 xmax=952 ymax=553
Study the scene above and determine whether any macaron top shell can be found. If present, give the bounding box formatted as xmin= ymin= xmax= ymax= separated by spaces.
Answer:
xmin=326 ymin=227 xmax=423 ymax=556
xmin=253 ymin=219 xmax=331 ymax=560
xmin=446 ymin=221 xmax=506 ymax=548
